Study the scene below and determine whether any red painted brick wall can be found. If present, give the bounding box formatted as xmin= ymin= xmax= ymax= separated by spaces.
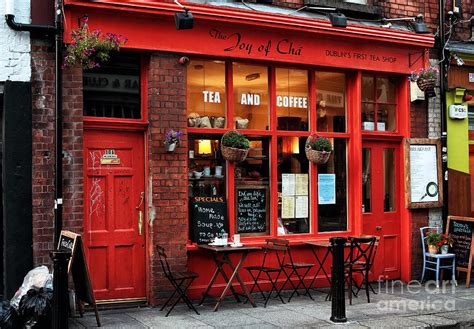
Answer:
xmin=147 ymin=53 xmax=188 ymax=306
xmin=31 ymin=39 xmax=84 ymax=266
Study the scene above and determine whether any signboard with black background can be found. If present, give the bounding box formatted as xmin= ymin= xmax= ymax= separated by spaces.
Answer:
xmin=236 ymin=186 xmax=268 ymax=234
xmin=190 ymin=197 xmax=228 ymax=244
xmin=447 ymin=216 xmax=474 ymax=288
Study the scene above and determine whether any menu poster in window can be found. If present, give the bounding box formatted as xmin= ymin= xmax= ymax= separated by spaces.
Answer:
xmin=236 ymin=187 xmax=268 ymax=234
xmin=446 ymin=216 xmax=474 ymax=288
xmin=295 ymin=174 xmax=308 ymax=196
xmin=282 ymin=174 xmax=296 ymax=196
xmin=282 ymin=196 xmax=295 ymax=218
xmin=295 ymin=196 xmax=308 ymax=218
xmin=405 ymin=139 xmax=443 ymax=208
xmin=318 ymin=174 xmax=336 ymax=205
xmin=190 ymin=197 xmax=228 ymax=243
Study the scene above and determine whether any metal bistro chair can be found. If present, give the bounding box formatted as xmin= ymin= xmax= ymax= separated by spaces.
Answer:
xmin=282 ymin=243 xmax=314 ymax=302
xmin=244 ymin=238 xmax=289 ymax=307
xmin=354 ymin=236 xmax=380 ymax=297
xmin=157 ymin=245 xmax=200 ymax=317
xmin=420 ymin=227 xmax=456 ymax=288
xmin=346 ymin=236 xmax=377 ymax=305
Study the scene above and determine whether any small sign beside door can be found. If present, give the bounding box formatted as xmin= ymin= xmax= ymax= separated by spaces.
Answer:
xmin=100 ymin=149 xmax=121 ymax=165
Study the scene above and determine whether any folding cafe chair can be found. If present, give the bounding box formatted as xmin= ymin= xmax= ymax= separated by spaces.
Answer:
xmin=157 ymin=245 xmax=200 ymax=316
xmin=282 ymin=243 xmax=314 ymax=302
xmin=244 ymin=238 xmax=289 ymax=307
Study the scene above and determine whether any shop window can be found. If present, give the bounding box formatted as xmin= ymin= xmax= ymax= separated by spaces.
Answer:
xmin=315 ymin=72 xmax=346 ymax=133
xmin=233 ymin=63 xmax=269 ymax=130
xmin=83 ymin=53 xmax=141 ymax=119
xmin=468 ymin=105 xmax=474 ymax=130
xmin=383 ymin=148 xmax=396 ymax=212
xmin=361 ymin=75 xmax=397 ymax=132
xmin=277 ymin=136 xmax=310 ymax=235
xmin=235 ymin=137 xmax=271 ymax=236
xmin=318 ymin=139 xmax=347 ymax=232
xmin=187 ymin=60 xmax=226 ymax=129
xmin=276 ymin=68 xmax=309 ymax=131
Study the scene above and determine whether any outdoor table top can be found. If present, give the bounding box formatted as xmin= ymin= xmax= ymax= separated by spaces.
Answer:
xmin=197 ymin=244 xmax=262 ymax=253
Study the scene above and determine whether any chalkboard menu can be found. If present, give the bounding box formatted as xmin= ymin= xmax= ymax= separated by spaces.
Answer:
xmin=236 ymin=186 xmax=268 ymax=234
xmin=190 ymin=197 xmax=228 ymax=243
xmin=448 ymin=217 xmax=474 ymax=268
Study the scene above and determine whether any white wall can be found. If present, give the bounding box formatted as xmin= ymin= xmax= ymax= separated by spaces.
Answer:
xmin=0 ymin=0 xmax=31 ymax=82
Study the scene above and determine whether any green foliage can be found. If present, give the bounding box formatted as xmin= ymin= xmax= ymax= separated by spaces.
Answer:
xmin=308 ymin=135 xmax=332 ymax=152
xmin=221 ymin=131 xmax=250 ymax=150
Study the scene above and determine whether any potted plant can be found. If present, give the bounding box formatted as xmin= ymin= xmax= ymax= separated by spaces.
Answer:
xmin=63 ymin=16 xmax=127 ymax=70
xmin=425 ymin=230 xmax=443 ymax=254
xmin=409 ymin=66 xmax=438 ymax=92
xmin=439 ymin=233 xmax=454 ymax=254
xmin=164 ymin=129 xmax=184 ymax=152
xmin=220 ymin=130 xmax=250 ymax=162
xmin=305 ymin=134 xmax=332 ymax=164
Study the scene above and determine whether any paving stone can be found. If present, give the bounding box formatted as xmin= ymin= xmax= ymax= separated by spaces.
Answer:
xmin=74 ymin=313 xmax=146 ymax=328
xmin=189 ymin=309 xmax=267 ymax=327
xmin=405 ymin=315 xmax=457 ymax=327
xmin=435 ymin=309 xmax=474 ymax=322
xmin=358 ymin=316 xmax=428 ymax=328
xmin=128 ymin=309 xmax=212 ymax=329
xmin=246 ymin=308 xmax=328 ymax=327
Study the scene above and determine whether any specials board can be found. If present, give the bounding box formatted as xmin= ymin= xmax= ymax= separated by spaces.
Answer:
xmin=57 ymin=231 xmax=101 ymax=326
xmin=447 ymin=216 xmax=474 ymax=288
xmin=190 ymin=197 xmax=228 ymax=244
xmin=405 ymin=138 xmax=443 ymax=208
xmin=236 ymin=186 xmax=269 ymax=235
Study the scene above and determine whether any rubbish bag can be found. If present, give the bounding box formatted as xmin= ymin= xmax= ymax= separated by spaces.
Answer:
xmin=18 ymin=288 xmax=53 ymax=329
xmin=11 ymin=266 xmax=52 ymax=309
xmin=0 ymin=299 xmax=21 ymax=329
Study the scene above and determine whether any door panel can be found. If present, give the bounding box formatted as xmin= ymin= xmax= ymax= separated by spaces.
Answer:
xmin=362 ymin=141 xmax=401 ymax=280
xmin=84 ymin=130 xmax=146 ymax=301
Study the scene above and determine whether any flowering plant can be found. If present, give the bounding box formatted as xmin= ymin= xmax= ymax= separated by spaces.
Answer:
xmin=64 ymin=16 xmax=127 ymax=70
xmin=307 ymin=134 xmax=332 ymax=152
xmin=409 ymin=66 xmax=439 ymax=82
xmin=439 ymin=233 xmax=454 ymax=247
xmin=164 ymin=129 xmax=184 ymax=145
xmin=425 ymin=229 xmax=443 ymax=247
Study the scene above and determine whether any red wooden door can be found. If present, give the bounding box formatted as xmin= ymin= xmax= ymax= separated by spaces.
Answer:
xmin=84 ymin=130 xmax=146 ymax=301
xmin=362 ymin=141 xmax=401 ymax=280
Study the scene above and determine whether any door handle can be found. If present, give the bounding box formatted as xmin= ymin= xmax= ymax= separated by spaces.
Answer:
xmin=376 ymin=226 xmax=382 ymax=231
xmin=136 ymin=192 xmax=145 ymax=236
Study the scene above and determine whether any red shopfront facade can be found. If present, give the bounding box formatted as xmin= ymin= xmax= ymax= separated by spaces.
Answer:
xmin=61 ymin=1 xmax=434 ymax=304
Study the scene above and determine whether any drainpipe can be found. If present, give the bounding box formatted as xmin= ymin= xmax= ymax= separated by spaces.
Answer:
xmin=5 ymin=0 xmax=63 ymax=246
xmin=439 ymin=0 xmax=448 ymax=227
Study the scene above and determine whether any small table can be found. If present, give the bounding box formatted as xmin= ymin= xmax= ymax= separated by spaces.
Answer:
xmin=306 ymin=241 xmax=333 ymax=289
xmin=198 ymin=244 xmax=261 ymax=311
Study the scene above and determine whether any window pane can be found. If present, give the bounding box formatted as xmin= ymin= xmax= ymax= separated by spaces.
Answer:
xmin=378 ymin=104 xmax=396 ymax=132
xmin=383 ymin=148 xmax=396 ymax=212
xmin=83 ymin=53 xmax=141 ymax=118
xmin=233 ymin=63 xmax=269 ymax=130
xmin=468 ymin=106 xmax=474 ymax=130
xmin=362 ymin=103 xmax=375 ymax=131
xmin=362 ymin=75 xmax=374 ymax=102
xmin=187 ymin=60 xmax=226 ymax=128
xmin=315 ymin=72 xmax=346 ymax=132
xmin=235 ymin=137 xmax=271 ymax=236
xmin=376 ymin=77 xmax=396 ymax=104
xmin=276 ymin=68 xmax=309 ymax=131
xmin=277 ymin=137 xmax=310 ymax=235
xmin=318 ymin=139 xmax=347 ymax=232
xmin=362 ymin=148 xmax=371 ymax=213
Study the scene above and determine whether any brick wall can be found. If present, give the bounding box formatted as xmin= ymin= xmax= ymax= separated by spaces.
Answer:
xmin=31 ymin=39 xmax=83 ymax=266
xmin=147 ymin=53 xmax=188 ymax=306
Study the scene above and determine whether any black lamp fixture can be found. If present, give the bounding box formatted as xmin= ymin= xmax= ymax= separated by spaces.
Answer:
xmin=381 ymin=14 xmax=429 ymax=34
xmin=174 ymin=0 xmax=194 ymax=30
xmin=328 ymin=12 xmax=347 ymax=28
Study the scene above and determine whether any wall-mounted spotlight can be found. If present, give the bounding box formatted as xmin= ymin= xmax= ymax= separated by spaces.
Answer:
xmin=452 ymin=53 xmax=465 ymax=66
xmin=381 ymin=14 xmax=429 ymax=34
xmin=328 ymin=12 xmax=347 ymax=28
xmin=174 ymin=0 xmax=194 ymax=30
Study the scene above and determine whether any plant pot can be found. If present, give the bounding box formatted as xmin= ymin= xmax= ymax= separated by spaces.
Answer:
xmin=221 ymin=145 xmax=249 ymax=162
xmin=440 ymin=245 xmax=449 ymax=254
xmin=428 ymin=245 xmax=438 ymax=254
xmin=165 ymin=143 xmax=177 ymax=152
xmin=416 ymin=78 xmax=436 ymax=92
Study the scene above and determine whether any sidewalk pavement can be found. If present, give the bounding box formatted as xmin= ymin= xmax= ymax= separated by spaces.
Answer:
xmin=70 ymin=281 xmax=474 ymax=328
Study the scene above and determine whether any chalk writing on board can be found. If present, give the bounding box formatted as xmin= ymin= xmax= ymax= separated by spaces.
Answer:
xmin=449 ymin=220 xmax=473 ymax=268
xmin=237 ymin=187 xmax=267 ymax=233
xmin=191 ymin=199 xmax=228 ymax=244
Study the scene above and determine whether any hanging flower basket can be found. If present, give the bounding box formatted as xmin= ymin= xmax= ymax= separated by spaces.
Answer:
xmin=220 ymin=131 xmax=250 ymax=162
xmin=305 ymin=135 xmax=332 ymax=165
xmin=416 ymin=78 xmax=436 ymax=92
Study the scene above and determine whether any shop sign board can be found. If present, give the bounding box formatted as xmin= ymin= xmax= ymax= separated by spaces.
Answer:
xmin=100 ymin=149 xmax=120 ymax=165
xmin=236 ymin=186 xmax=268 ymax=234
xmin=446 ymin=216 xmax=474 ymax=288
xmin=448 ymin=104 xmax=468 ymax=119
xmin=469 ymin=73 xmax=474 ymax=83
xmin=404 ymin=138 xmax=443 ymax=208
xmin=190 ymin=197 xmax=228 ymax=243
